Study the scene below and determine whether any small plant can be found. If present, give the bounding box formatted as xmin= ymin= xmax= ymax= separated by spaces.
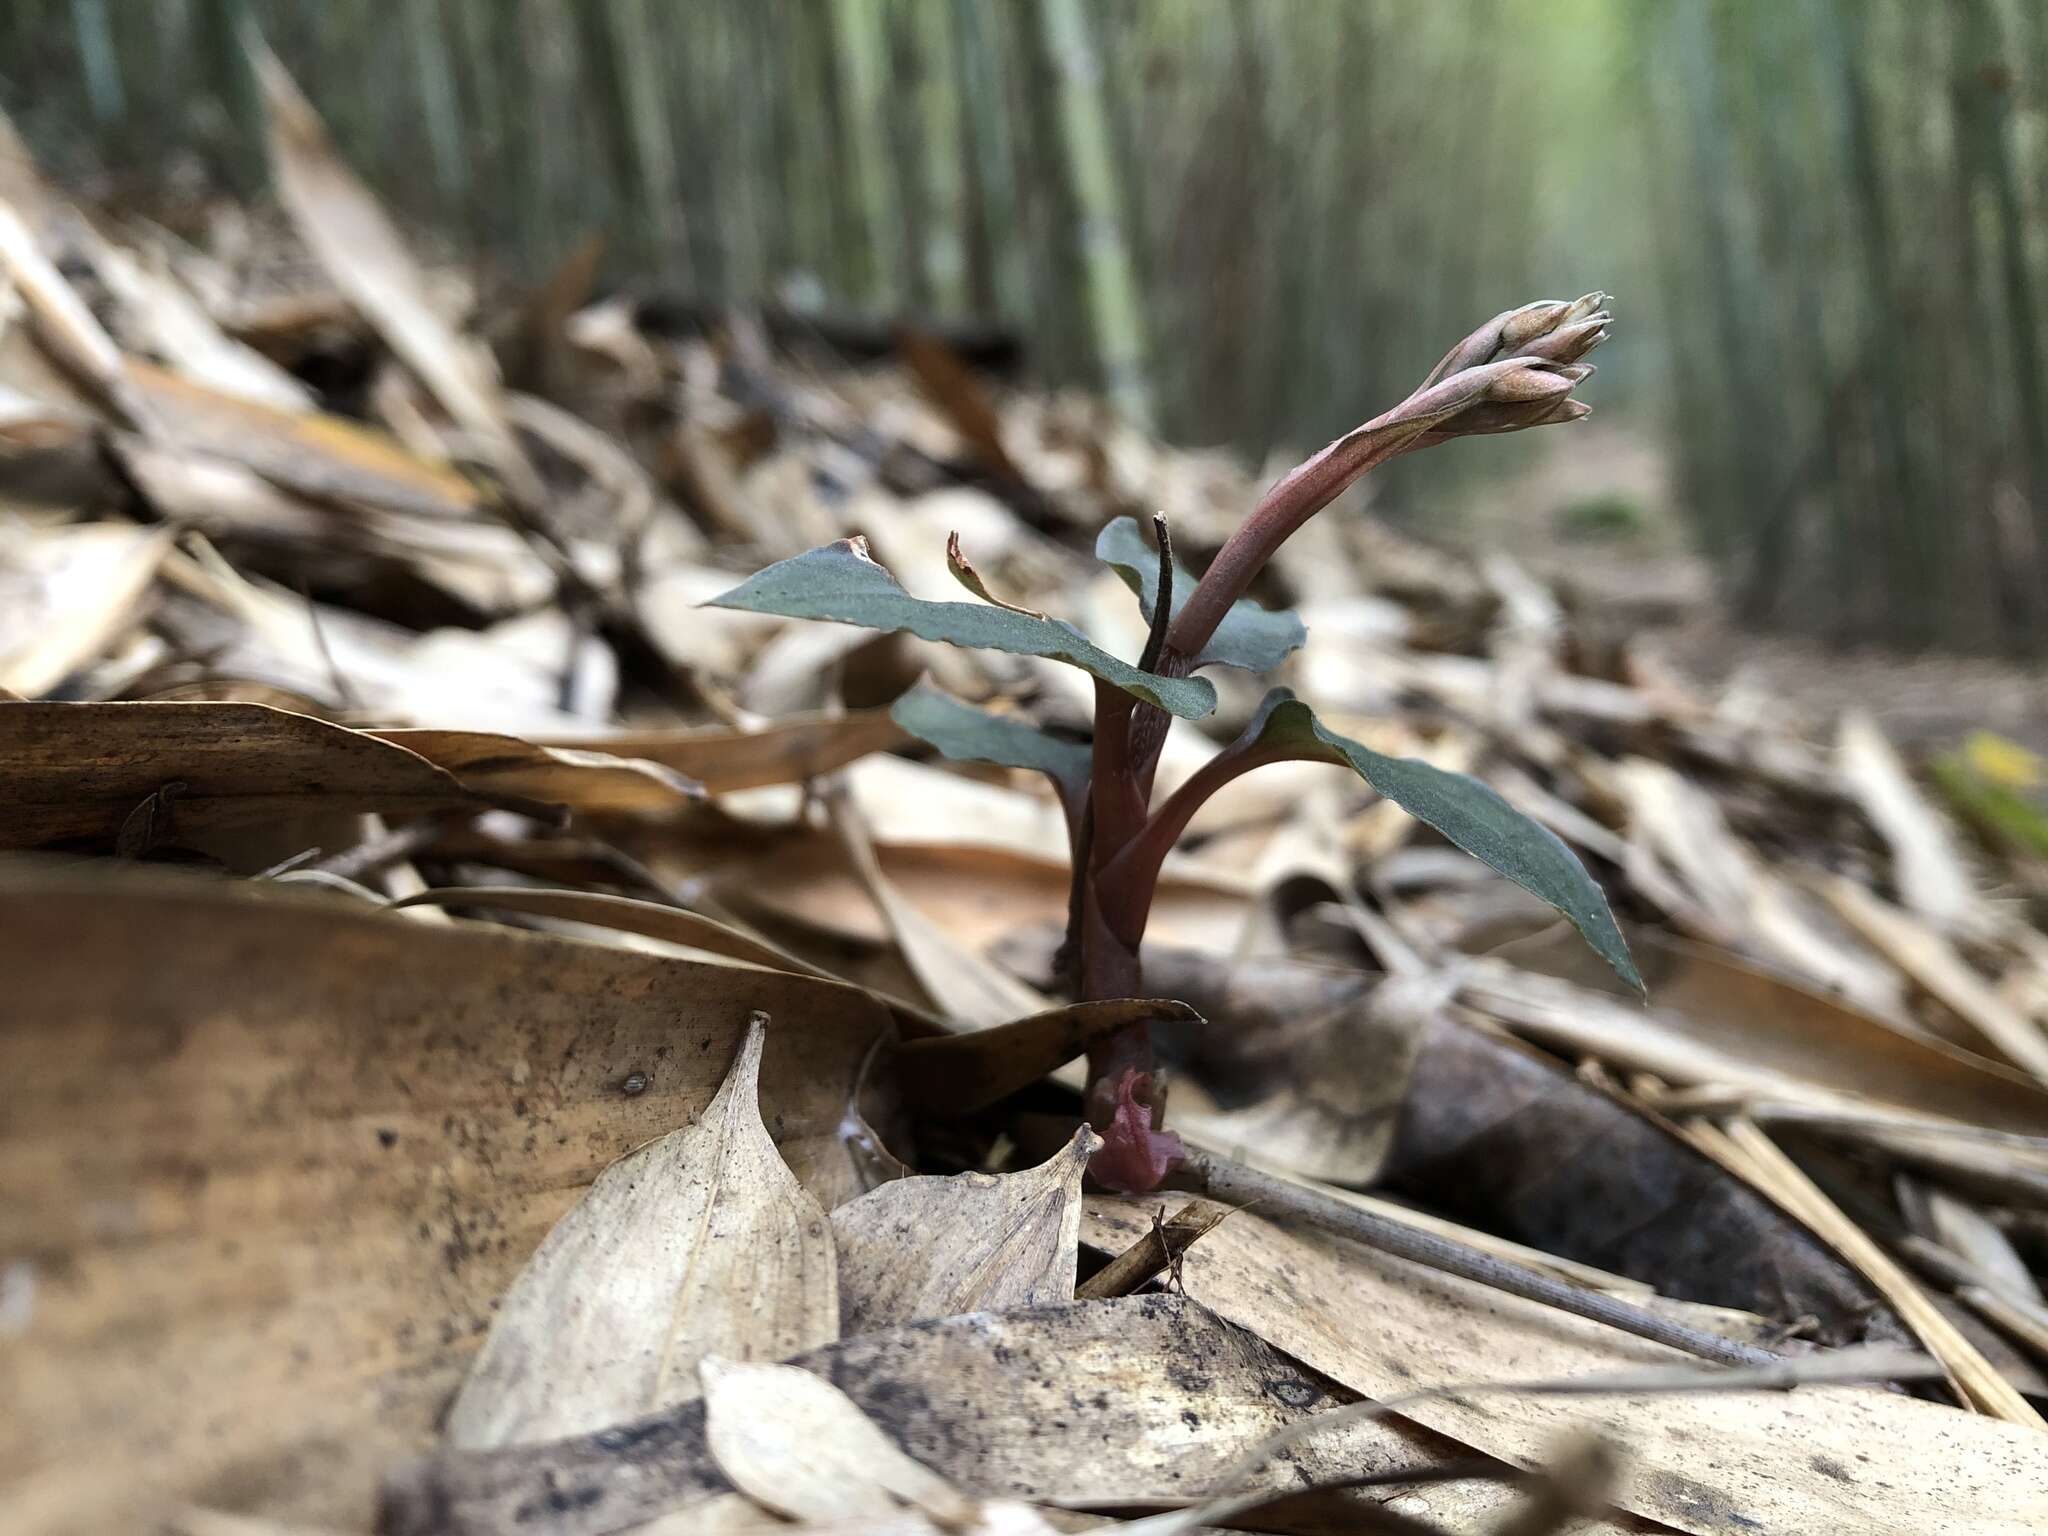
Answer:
xmin=713 ymin=295 xmax=1637 ymax=1192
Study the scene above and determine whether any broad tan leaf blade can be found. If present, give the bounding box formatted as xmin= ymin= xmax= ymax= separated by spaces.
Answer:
xmin=447 ymin=1014 xmax=839 ymax=1448
xmin=1095 ymin=514 xmax=1305 ymax=671
xmin=369 ymin=728 xmax=704 ymax=814
xmin=1082 ymin=1199 xmax=2048 ymax=1536
xmin=1 ymin=866 xmax=892 ymax=1534
xmin=246 ymin=35 xmax=530 ymax=490
xmin=0 ymin=699 xmax=485 ymax=851
xmin=700 ymin=1358 xmax=977 ymax=1524
xmin=384 ymin=1296 xmax=1488 ymax=1536
xmin=1239 ymin=688 xmax=1638 ymax=991
xmin=708 ymin=539 xmax=1216 ymax=719
xmin=538 ymin=708 xmax=910 ymax=796
xmin=830 ymin=1127 xmax=1098 ymax=1334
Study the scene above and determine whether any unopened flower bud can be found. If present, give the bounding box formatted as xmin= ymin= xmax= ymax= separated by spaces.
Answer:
xmin=1488 ymin=363 xmax=1578 ymax=403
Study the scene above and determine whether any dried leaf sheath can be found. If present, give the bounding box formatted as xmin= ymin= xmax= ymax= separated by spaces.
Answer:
xmin=446 ymin=1013 xmax=837 ymax=1448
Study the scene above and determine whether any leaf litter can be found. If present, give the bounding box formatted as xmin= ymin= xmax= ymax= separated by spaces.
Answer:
xmin=2 ymin=38 xmax=2047 ymax=1536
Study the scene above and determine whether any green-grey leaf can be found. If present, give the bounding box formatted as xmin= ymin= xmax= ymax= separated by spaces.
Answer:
xmin=709 ymin=540 xmax=1216 ymax=719
xmin=1095 ymin=515 xmax=1306 ymax=672
xmin=1247 ymin=688 xmax=1640 ymax=993
xmin=890 ymin=684 xmax=1091 ymax=796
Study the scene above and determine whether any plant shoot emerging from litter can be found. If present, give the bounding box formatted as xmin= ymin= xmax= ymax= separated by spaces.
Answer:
xmin=714 ymin=295 xmax=1635 ymax=1192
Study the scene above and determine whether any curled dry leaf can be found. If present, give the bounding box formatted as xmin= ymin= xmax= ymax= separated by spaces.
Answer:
xmin=369 ymin=727 xmax=705 ymax=815
xmin=540 ymin=708 xmax=910 ymax=796
xmin=831 ymin=1127 xmax=1097 ymax=1334
xmin=447 ymin=1014 xmax=840 ymax=1449
xmin=700 ymin=1358 xmax=978 ymax=1525
xmin=1 ymin=866 xmax=891 ymax=1534
xmin=384 ymin=1295 xmax=1487 ymax=1536
xmin=1082 ymin=1200 xmax=2048 ymax=1536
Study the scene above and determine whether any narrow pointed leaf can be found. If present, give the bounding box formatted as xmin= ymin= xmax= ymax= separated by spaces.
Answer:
xmin=889 ymin=684 xmax=1091 ymax=797
xmin=709 ymin=539 xmax=1215 ymax=718
xmin=1096 ymin=515 xmax=1305 ymax=671
xmin=1245 ymin=689 xmax=1639 ymax=992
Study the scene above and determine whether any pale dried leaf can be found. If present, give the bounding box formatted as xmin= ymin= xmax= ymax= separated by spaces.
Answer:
xmin=831 ymin=1127 xmax=1096 ymax=1332
xmin=0 ymin=522 xmax=170 ymax=696
xmin=1081 ymin=1199 xmax=2048 ymax=1535
xmin=1837 ymin=711 xmax=1976 ymax=927
xmin=701 ymin=1358 xmax=978 ymax=1524
xmin=447 ymin=1015 xmax=839 ymax=1448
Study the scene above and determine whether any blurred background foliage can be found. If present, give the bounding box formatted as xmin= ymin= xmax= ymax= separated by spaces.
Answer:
xmin=4 ymin=0 xmax=2045 ymax=652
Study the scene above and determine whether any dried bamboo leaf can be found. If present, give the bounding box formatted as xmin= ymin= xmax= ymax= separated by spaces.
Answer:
xmin=827 ymin=787 xmax=1049 ymax=1026
xmin=831 ymin=1128 xmax=1096 ymax=1333
xmin=392 ymin=885 xmax=834 ymax=978
xmin=1487 ymin=927 xmax=2048 ymax=1136
xmin=447 ymin=1015 xmax=840 ymax=1448
xmin=0 ymin=699 xmax=488 ymax=850
xmin=0 ymin=522 xmax=171 ymax=697
xmin=1819 ymin=874 xmax=2048 ymax=1082
xmin=540 ymin=709 xmax=909 ymax=796
xmin=128 ymin=361 xmax=482 ymax=519
xmin=248 ymin=36 xmax=532 ymax=494
xmin=700 ymin=1358 xmax=977 ymax=1524
xmin=370 ymin=728 xmax=704 ymax=814
xmin=1080 ymin=1199 xmax=2048 ymax=1535
xmin=0 ymin=196 xmax=148 ymax=428
xmin=1837 ymin=711 xmax=1976 ymax=927
xmin=2 ymin=866 xmax=891 ymax=1533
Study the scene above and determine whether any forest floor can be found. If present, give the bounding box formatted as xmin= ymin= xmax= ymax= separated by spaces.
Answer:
xmin=1447 ymin=423 xmax=2048 ymax=756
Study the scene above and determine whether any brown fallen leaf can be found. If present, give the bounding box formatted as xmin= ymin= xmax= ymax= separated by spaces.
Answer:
xmin=382 ymin=1295 xmax=1487 ymax=1536
xmin=1 ymin=865 xmax=892 ymax=1535
xmin=827 ymin=784 xmax=1049 ymax=1026
xmin=392 ymin=885 xmax=836 ymax=979
xmin=701 ymin=1358 xmax=979 ymax=1525
xmin=1081 ymin=1200 xmax=2048 ymax=1536
xmin=447 ymin=1014 xmax=840 ymax=1448
xmin=370 ymin=727 xmax=704 ymax=814
xmin=1489 ymin=926 xmax=2048 ymax=1136
xmin=540 ymin=709 xmax=910 ymax=795
xmin=0 ymin=699 xmax=491 ymax=852
xmin=831 ymin=1127 xmax=1096 ymax=1333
